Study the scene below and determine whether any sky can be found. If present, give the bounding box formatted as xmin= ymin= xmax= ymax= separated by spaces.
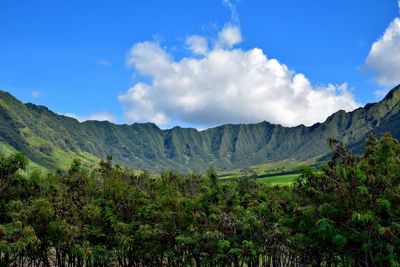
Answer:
xmin=1 ymin=0 xmax=400 ymax=129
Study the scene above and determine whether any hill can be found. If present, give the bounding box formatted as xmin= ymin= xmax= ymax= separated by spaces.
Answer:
xmin=0 ymin=85 xmax=399 ymax=172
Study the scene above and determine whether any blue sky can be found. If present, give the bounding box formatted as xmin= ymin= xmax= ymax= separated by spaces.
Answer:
xmin=1 ymin=0 xmax=399 ymax=128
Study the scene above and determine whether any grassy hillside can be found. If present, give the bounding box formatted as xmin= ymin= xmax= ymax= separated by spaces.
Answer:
xmin=0 ymin=84 xmax=399 ymax=172
xmin=257 ymin=173 xmax=299 ymax=185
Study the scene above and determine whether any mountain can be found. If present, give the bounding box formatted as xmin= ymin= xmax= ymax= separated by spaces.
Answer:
xmin=0 ymin=85 xmax=399 ymax=172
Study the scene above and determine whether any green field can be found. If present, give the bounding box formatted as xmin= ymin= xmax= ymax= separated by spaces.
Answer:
xmin=219 ymin=173 xmax=300 ymax=185
xmin=257 ymin=173 xmax=300 ymax=185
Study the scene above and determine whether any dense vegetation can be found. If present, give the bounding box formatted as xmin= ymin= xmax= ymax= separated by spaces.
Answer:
xmin=0 ymin=134 xmax=399 ymax=266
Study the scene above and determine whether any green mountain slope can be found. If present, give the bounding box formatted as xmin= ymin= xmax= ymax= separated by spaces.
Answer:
xmin=0 ymin=85 xmax=399 ymax=172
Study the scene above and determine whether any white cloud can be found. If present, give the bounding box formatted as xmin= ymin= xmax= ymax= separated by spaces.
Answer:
xmin=216 ymin=0 xmax=242 ymax=49
xmin=118 ymin=83 xmax=167 ymax=125
xmin=126 ymin=42 xmax=171 ymax=77
xmin=223 ymin=0 xmax=239 ymax=25
xmin=31 ymin=90 xmax=42 ymax=97
xmin=364 ymin=18 xmax=400 ymax=87
xmin=216 ymin=24 xmax=242 ymax=49
xmin=186 ymin=35 xmax=208 ymax=55
xmin=119 ymin=26 xmax=359 ymax=128
xmin=65 ymin=112 xmax=116 ymax=123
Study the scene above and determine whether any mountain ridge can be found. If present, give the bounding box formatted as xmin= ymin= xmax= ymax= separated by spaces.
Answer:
xmin=0 ymin=85 xmax=399 ymax=172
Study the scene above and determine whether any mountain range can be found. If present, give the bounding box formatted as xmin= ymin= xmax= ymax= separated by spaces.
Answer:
xmin=0 ymin=85 xmax=399 ymax=173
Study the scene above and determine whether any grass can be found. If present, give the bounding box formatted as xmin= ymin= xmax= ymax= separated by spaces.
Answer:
xmin=217 ymin=157 xmax=323 ymax=186
xmin=21 ymin=126 xmax=101 ymax=170
xmin=50 ymin=148 xmax=101 ymax=170
xmin=218 ymin=158 xmax=318 ymax=179
xmin=0 ymin=141 xmax=47 ymax=172
xmin=257 ymin=173 xmax=300 ymax=185
xmin=0 ymin=141 xmax=17 ymax=155
xmin=219 ymin=173 xmax=300 ymax=186
xmin=218 ymin=159 xmax=301 ymax=178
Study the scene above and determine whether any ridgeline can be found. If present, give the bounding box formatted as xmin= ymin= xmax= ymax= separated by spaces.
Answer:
xmin=0 ymin=85 xmax=399 ymax=172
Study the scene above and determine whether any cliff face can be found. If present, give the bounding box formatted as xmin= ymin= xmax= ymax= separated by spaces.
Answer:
xmin=0 ymin=85 xmax=399 ymax=172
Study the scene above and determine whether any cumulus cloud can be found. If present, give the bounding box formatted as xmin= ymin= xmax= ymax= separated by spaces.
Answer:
xmin=186 ymin=23 xmax=241 ymax=53
xmin=65 ymin=112 xmax=116 ymax=123
xmin=186 ymin=35 xmax=208 ymax=55
xmin=364 ymin=17 xmax=400 ymax=87
xmin=216 ymin=0 xmax=242 ymax=49
xmin=119 ymin=83 xmax=167 ymax=125
xmin=119 ymin=25 xmax=359 ymax=128
xmin=119 ymin=0 xmax=358 ymax=128
xmin=216 ymin=25 xmax=242 ymax=49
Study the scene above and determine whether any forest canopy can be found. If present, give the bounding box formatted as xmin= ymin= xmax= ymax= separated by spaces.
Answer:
xmin=0 ymin=134 xmax=399 ymax=266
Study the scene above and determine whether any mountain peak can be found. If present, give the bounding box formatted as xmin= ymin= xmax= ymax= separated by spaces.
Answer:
xmin=383 ymin=84 xmax=400 ymax=101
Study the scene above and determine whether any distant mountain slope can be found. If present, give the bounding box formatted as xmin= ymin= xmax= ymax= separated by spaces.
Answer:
xmin=0 ymin=85 xmax=399 ymax=172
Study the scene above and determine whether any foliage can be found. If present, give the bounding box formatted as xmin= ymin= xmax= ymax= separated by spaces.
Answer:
xmin=288 ymin=134 xmax=400 ymax=266
xmin=0 ymin=134 xmax=399 ymax=266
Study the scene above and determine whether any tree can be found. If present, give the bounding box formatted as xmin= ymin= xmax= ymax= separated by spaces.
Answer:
xmin=288 ymin=134 xmax=400 ymax=266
